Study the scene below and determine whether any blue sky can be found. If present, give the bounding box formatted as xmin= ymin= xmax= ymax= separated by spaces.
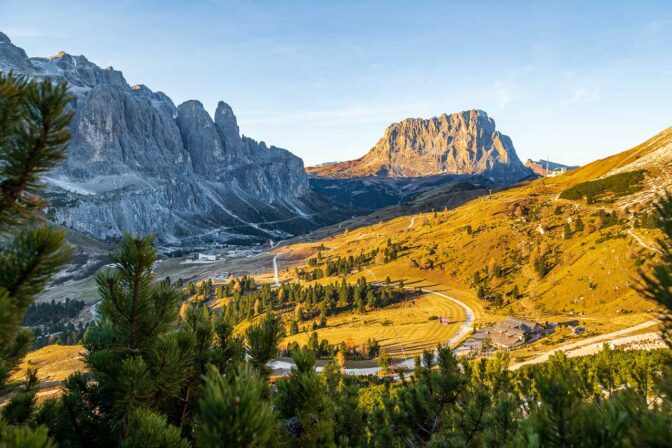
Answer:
xmin=2 ymin=0 xmax=671 ymax=166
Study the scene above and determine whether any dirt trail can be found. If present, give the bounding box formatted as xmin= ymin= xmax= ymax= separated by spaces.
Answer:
xmin=510 ymin=319 xmax=659 ymax=370
xmin=628 ymin=229 xmax=662 ymax=255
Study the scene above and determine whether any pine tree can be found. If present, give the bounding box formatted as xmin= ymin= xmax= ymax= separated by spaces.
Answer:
xmin=378 ymin=350 xmax=391 ymax=374
xmin=638 ymin=191 xmax=672 ymax=345
xmin=0 ymin=74 xmax=73 ymax=390
xmin=245 ymin=314 xmax=284 ymax=379
xmin=275 ymin=348 xmax=335 ymax=447
xmin=49 ymin=235 xmax=191 ymax=445
xmin=0 ymin=420 xmax=55 ymax=448
xmin=0 ymin=73 xmax=73 ymax=445
xmin=120 ymin=408 xmax=189 ymax=448
xmin=95 ymin=235 xmax=182 ymax=351
xmin=562 ymin=222 xmax=572 ymax=239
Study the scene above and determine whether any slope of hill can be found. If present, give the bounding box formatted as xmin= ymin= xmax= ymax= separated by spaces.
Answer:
xmin=0 ymin=31 xmax=349 ymax=247
xmin=308 ymin=110 xmax=533 ymax=182
xmin=266 ymin=125 xmax=672 ymax=353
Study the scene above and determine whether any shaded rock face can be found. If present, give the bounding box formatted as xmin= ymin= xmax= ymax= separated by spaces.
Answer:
xmin=309 ymin=110 xmax=532 ymax=182
xmin=0 ymin=32 xmax=342 ymax=246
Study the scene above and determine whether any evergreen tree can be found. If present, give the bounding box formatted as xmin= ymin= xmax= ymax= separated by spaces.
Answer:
xmin=120 ymin=408 xmax=188 ymax=448
xmin=378 ymin=350 xmax=391 ymax=374
xmin=245 ymin=314 xmax=284 ymax=379
xmin=49 ymin=235 xmax=190 ymax=446
xmin=0 ymin=73 xmax=73 ymax=445
xmin=95 ymin=235 xmax=182 ymax=351
xmin=0 ymin=74 xmax=73 ymax=389
xmin=275 ymin=348 xmax=335 ymax=447
xmin=639 ymin=191 xmax=672 ymax=345
xmin=563 ymin=222 xmax=571 ymax=239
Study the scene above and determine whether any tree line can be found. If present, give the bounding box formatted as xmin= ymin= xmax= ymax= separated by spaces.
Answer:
xmin=218 ymin=276 xmax=410 ymax=330
xmin=21 ymin=299 xmax=88 ymax=349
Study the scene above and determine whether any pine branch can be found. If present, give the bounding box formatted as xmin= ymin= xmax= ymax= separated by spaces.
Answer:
xmin=0 ymin=225 xmax=72 ymax=348
xmin=0 ymin=74 xmax=73 ymax=226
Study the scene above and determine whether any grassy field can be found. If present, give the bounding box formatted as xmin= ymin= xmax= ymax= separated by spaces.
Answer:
xmin=282 ymin=292 xmax=466 ymax=359
xmin=10 ymin=345 xmax=85 ymax=384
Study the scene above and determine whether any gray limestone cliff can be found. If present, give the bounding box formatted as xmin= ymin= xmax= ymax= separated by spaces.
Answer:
xmin=0 ymin=32 xmax=341 ymax=246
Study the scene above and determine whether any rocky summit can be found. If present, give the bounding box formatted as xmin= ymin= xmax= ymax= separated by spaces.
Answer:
xmin=308 ymin=110 xmax=532 ymax=182
xmin=0 ymin=32 xmax=346 ymax=246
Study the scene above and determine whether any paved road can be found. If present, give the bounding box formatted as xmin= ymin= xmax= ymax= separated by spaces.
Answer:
xmin=423 ymin=289 xmax=475 ymax=347
xmin=396 ymin=288 xmax=475 ymax=370
xmin=272 ymin=251 xmax=289 ymax=287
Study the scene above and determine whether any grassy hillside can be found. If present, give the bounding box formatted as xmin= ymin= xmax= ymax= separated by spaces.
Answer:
xmin=10 ymin=345 xmax=85 ymax=384
xmin=268 ymin=126 xmax=672 ymax=349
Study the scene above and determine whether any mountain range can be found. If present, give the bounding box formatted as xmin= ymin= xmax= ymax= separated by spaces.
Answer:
xmin=0 ymin=32 xmax=537 ymax=247
xmin=0 ymin=32 xmax=348 ymax=247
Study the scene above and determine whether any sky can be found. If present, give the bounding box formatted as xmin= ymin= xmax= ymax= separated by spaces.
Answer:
xmin=2 ymin=0 xmax=672 ymax=167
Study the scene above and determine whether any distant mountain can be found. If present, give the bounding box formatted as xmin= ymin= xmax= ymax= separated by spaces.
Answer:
xmin=0 ymin=32 xmax=348 ymax=247
xmin=308 ymin=110 xmax=533 ymax=182
xmin=309 ymin=161 xmax=341 ymax=168
xmin=525 ymin=159 xmax=579 ymax=176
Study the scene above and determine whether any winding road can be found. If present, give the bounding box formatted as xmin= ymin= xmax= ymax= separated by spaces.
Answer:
xmin=396 ymin=288 xmax=475 ymax=370
xmin=270 ymin=278 xmax=476 ymax=374
xmin=423 ymin=289 xmax=475 ymax=347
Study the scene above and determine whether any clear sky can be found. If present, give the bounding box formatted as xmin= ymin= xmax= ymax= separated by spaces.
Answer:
xmin=2 ymin=0 xmax=671 ymax=166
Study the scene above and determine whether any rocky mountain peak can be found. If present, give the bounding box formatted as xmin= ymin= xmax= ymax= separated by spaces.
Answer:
xmin=214 ymin=101 xmax=242 ymax=152
xmin=310 ymin=109 xmax=531 ymax=182
xmin=215 ymin=101 xmax=238 ymax=129
xmin=48 ymin=50 xmax=68 ymax=59
xmin=0 ymin=32 xmax=32 ymax=72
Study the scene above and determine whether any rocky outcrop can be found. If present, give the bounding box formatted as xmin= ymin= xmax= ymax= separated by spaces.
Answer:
xmin=0 ymin=32 xmax=344 ymax=246
xmin=308 ymin=110 xmax=532 ymax=183
xmin=525 ymin=159 xmax=578 ymax=176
